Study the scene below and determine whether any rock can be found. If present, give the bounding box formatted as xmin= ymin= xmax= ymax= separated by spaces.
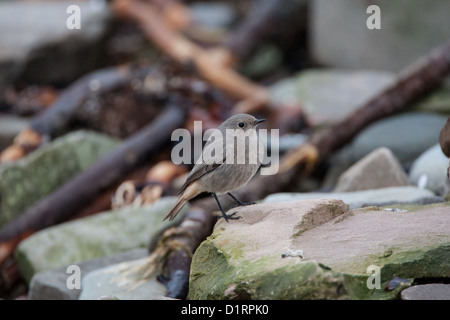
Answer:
xmin=0 ymin=115 xmax=29 ymax=152
xmin=189 ymin=2 xmax=237 ymax=28
xmin=323 ymin=113 xmax=448 ymax=189
xmin=334 ymin=147 xmax=409 ymax=192
xmin=189 ymin=200 xmax=450 ymax=300
xmin=78 ymin=257 xmax=168 ymax=300
xmin=0 ymin=0 xmax=111 ymax=88
xmin=29 ymin=248 xmax=148 ymax=300
xmin=401 ymin=284 xmax=450 ymax=300
xmin=409 ymin=144 xmax=450 ymax=196
xmin=15 ymin=197 xmax=186 ymax=283
xmin=189 ymin=199 xmax=350 ymax=300
xmin=311 ymin=0 xmax=450 ymax=72
xmin=270 ymin=69 xmax=394 ymax=125
xmin=348 ymin=113 xmax=448 ymax=165
xmin=264 ymin=186 xmax=438 ymax=209
xmin=0 ymin=130 xmax=119 ymax=228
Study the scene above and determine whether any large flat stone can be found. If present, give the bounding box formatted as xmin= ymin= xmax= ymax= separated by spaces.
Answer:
xmin=189 ymin=200 xmax=450 ymax=300
xmin=189 ymin=199 xmax=351 ymax=299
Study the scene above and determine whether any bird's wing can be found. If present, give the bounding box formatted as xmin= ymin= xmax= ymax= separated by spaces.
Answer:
xmin=178 ymin=131 xmax=226 ymax=195
xmin=177 ymin=162 xmax=221 ymax=195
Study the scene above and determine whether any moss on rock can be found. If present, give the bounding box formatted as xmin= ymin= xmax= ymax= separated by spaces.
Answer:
xmin=0 ymin=130 xmax=119 ymax=228
xmin=189 ymin=200 xmax=450 ymax=300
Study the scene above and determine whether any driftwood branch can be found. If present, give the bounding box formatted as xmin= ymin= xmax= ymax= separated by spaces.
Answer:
xmin=0 ymin=101 xmax=187 ymax=245
xmin=157 ymin=208 xmax=215 ymax=298
xmin=225 ymin=0 xmax=307 ymax=63
xmin=112 ymin=0 xmax=270 ymax=105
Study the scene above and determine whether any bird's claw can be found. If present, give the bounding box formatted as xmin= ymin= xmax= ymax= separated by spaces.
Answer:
xmin=220 ymin=211 xmax=241 ymax=222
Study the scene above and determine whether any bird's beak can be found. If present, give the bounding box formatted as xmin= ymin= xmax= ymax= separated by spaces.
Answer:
xmin=254 ymin=119 xmax=266 ymax=126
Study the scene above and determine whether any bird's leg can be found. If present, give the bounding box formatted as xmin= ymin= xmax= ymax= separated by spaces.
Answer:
xmin=227 ymin=193 xmax=256 ymax=207
xmin=212 ymin=193 xmax=241 ymax=222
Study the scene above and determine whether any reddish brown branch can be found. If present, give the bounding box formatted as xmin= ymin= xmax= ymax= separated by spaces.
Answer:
xmin=225 ymin=0 xmax=307 ymax=63
xmin=112 ymin=0 xmax=270 ymax=104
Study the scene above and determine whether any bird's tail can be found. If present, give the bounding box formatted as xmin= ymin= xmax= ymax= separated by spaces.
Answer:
xmin=163 ymin=197 xmax=188 ymax=221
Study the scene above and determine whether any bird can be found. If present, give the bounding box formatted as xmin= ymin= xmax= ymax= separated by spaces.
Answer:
xmin=163 ymin=114 xmax=265 ymax=222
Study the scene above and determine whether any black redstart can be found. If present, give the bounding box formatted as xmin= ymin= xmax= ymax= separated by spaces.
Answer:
xmin=163 ymin=114 xmax=265 ymax=222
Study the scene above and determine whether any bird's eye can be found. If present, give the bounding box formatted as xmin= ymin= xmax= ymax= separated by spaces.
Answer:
xmin=238 ymin=122 xmax=245 ymax=128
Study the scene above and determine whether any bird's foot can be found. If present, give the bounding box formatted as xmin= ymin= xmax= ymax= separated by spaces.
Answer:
xmin=219 ymin=211 xmax=241 ymax=222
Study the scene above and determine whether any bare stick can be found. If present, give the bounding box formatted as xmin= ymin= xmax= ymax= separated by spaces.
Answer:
xmin=112 ymin=0 xmax=269 ymax=103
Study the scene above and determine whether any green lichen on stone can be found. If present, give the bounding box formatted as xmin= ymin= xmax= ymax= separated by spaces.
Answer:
xmin=191 ymin=239 xmax=450 ymax=300
xmin=0 ymin=130 xmax=119 ymax=228
xmin=189 ymin=237 xmax=347 ymax=300
xmin=189 ymin=201 xmax=450 ymax=300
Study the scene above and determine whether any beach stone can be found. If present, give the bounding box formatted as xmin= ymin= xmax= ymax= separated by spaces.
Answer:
xmin=348 ymin=113 xmax=447 ymax=165
xmin=0 ymin=0 xmax=111 ymax=88
xmin=189 ymin=2 xmax=237 ymax=28
xmin=334 ymin=147 xmax=409 ymax=192
xmin=264 ymin=186 xmax=438 ymax=210
xmin=15 ymin=197 xmax=186 ymax=283
xmin=409 ymin=144 xmax=450 ymax=196
xmin=28 ymin=248 xmax=147 ymax=300
xmin=0 ymin=130 xmax=119 ymax=228
xmin=189 ymin=200 xmax=450 ymax=300
xmin=311 ymin=0 xmax=450 ymax=72
xmin=189 ymin=199 xmax=350 ymax=299
xmin=78 ymin=257 xmax=168 ymax=300
xmin=400 ymin=284 xmax=450 ymax=300
xmin=270 ymin=69 xmax=394 ymax=125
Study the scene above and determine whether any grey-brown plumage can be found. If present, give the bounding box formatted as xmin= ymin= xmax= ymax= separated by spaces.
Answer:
xmin=163 ymin=114 xmax=265 ymax=222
